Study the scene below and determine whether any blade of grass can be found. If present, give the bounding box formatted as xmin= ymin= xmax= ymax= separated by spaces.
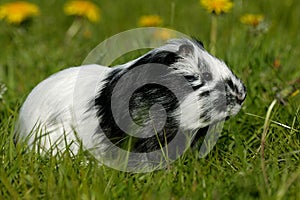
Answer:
xmin=261 ymin=99 xmax=277 ymax=192
xmin=276 ymin=165 xmax=300 ymax=200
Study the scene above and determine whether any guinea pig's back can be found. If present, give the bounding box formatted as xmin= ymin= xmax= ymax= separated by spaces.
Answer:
xmin=16 ymin=64 xmax=111 ymax=152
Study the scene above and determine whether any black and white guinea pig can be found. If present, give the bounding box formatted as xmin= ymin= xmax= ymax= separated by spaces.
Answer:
xmin=15 ymin=38 xmax=246 ymax=156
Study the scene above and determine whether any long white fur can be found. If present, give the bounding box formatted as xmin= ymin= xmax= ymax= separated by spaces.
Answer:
xmin=17 ymin=65 xmax=111 ymax=153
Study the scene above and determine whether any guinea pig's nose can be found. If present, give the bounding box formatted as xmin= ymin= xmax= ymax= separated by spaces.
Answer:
xmin=235 ymin=84 xmax=247 ymax=105
xmin=236 ymin=92 xmax=246 ymax=105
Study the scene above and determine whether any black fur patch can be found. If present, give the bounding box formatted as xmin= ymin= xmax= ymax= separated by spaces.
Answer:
xmin=190 ymin=126 xmax=209 ymax=148
xmin=199 ymin=91 xmax=210 ymax=98
xmin=94 ymin=51 xmax=182 ymax=153
xmin=128 ymin=50 xmax=181 ymax=70
xmin=225 ymin=78 xmax=238 ymax=93
xmin=184 ymin=74 xmax=198 ymax=82
xmin=183 ymin=74 xmax=205 ymax=90
xmin=94 ymin=81 xmax=180 ymax=153
xmin=192 ymin=83 xmax=205 ymax=90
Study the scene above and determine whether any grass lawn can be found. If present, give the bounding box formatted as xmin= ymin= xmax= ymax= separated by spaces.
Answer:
xmin=1 ymin=0 xmax=300 ymax=199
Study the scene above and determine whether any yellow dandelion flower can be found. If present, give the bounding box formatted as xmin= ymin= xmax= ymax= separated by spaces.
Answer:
xmin=200 ymin=0 xmax=233 ymax=15
xmin=240 ymin=14 xmax=264 ymax=27
xmin=64 ymin=1 xmax=100 ymax=23
xmin=138 ymin=15 xmax=162 ymax=27
xmin=153 ymin=29 xmax=173 ymax=40
xmin=0 ymin=1 xmax=40 ymax=24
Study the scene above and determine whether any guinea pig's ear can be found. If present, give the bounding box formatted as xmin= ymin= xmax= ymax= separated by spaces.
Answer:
xmin=195 ymin=40 xmax=204 ymax=49
xmin=191 ymin=37 xmax=205 ymax=49
xmin=177 ymin=44 xmax=194 ymax=57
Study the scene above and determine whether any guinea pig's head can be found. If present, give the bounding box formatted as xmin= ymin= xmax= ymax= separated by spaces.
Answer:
xmin=157 ymin=38 xmax=247 ymax=130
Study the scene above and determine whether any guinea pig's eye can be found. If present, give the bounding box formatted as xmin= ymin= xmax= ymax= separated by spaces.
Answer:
xmin=202 ymin=72 xmax=213 ymax=81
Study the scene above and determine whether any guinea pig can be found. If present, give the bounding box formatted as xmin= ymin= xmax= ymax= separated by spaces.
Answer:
xmin=15 ymin=38 xmax=246 ymax=168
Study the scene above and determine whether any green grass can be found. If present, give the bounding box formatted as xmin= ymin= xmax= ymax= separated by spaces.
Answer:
xmin=1 ymin=0 xmax=300 ymax=199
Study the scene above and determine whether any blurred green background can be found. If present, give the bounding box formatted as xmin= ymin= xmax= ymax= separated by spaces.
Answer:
xmin=0 ymin=0 xmax=300 ymax=199
xmin=0 ymin=0 xmax=299 ymax=100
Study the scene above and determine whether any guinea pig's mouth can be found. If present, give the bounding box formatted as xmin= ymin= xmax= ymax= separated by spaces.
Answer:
xmin=225 ymin=116 xmax=230 ymax=121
